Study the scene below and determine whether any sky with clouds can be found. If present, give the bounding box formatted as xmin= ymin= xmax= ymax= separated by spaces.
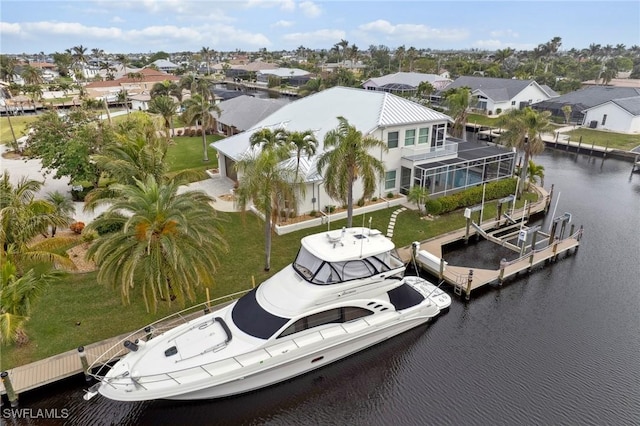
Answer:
xmin=1 ymin=0 xmax=638 ymax=55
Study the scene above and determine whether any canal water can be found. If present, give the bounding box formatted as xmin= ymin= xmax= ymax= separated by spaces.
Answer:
xmin=4 ymin=148 xmax=640 ymax=426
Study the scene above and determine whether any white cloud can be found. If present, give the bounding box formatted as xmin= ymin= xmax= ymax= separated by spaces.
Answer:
xmin=282 ymin=29 xmax=345 ymax=45
xmin=111 ymin=16 xmax=125 ymax=24
xmin=489 ymin=29 xmax=519 ymax=38
xmin=473 ymin=39 xmax=535 ymax=51
xmin=357 ymin=19 xmax=469 ymax=43
xmin=245 ymin=0 xmax=295 ymax=11
xmin=26 ymin=22 xmax=123 ymax=39
xmin=0 ymin=22 xmax=21 ymax=35
xmin=299 ymin=1 xmax=321 ymax=18
xmin=272 ymin=20 xmax=294 ymax=28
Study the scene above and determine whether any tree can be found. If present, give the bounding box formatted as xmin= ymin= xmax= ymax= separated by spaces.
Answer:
xmin=25 ymin=107 xmax=114 ymax=189
xmin=316 ymin=117 xmax=387 ymax=227
xmin=1 ymin=55 xmax=18 ymax=82
xmin=526 ymin=160 xmax=545 ymax=187
xmin=44 ymin=191 xmax=75 ymax=237
xmin=498 ymin=107 xmax=551 ymax=196
xmin=148 ymin=95 xmax=178 ymax=139
xmin=116 ymin=53 xmax=130 ymax=74
xmin=235 ymin=145 xmax=298 ymax=271
xmin=150 ymin=80 xmax=182 ymax=101
xmin=21 ymin=65 xmax=43 ymax=85
xmin=561 ymin=105 xmax=572 ymax=124
xmin=0 ymin=260 xmax=63 ymax=344
xmin=283 ymin=130 xmax=319 ymax=177
xmin=181 ymin=93 xmax=220 ymax=162
xmin=86 ymin=176 xmax=228 ymax=312
xmin=200 ymin=47 xmax=212 ymax=74
xmin=443 ymin=87 xmax=475 ymax=139
xmin=117 ymin=88 xmax=129 ymax=114
xmin=407 ymin=185 xmax=429 ymax=216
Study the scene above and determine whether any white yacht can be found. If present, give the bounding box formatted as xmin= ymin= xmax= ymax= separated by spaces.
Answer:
xmin=86 ymin=227 xmax=446 ymax=402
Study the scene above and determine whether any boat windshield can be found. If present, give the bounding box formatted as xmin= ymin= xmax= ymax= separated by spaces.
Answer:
xmin=231 ymin=289 xmax=289 ymax=339
xmin=293 ymin=246 xmax=403 ymax=285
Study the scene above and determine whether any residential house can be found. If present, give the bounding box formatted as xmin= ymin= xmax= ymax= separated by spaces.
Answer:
xmin=225 ymin=61 xmax=279 ymax=80
xmin=320 ymin=60 xmax=367 ymax=76
xmin=531 ymin=86 xmax=640 ymax=126
xmin=362 ymin=72 xmax=452 ymax=95
xmin=581 ymin=96 xmax=640 ymax=133
xmin=440 ymin=76 xmax=558 ymax=115
xmin=213 ymin=87 xmax=516 ymax=215
xmin=256 ymin=68 xmax=312 ymax=87
xmin=85 ymin=68 xmax=180 ymax=108
xmin=151 ymin=59 xmax=180 ymax=73
xmin=213 ymin=95 xmax=288 ymax=136
xmin=581 ymin=78 xmax=640 ymax=89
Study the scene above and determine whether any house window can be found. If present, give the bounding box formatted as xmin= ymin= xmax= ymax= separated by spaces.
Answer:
xmin=602 ymin=114 xmax=607 ymax=125
xmin=418 ymin=128 xmax=429 ymax=144
xmin=431 ymin=123 xmax=446 ymax=148
xmin=385 ymin=170 xmax=396 ymax=190
xmin=511 ymin=101 xmax=516 ymax=106
xmin=404 ymin=129 xmax=415 ymax=146
xmin=387 ymin=131 xmax=399 ymax=148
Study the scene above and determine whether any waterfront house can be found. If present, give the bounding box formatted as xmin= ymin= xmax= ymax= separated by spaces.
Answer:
xmin=213 ymin=95 xmax=288 ymax=136
xmin=580 ymin=96 xmax=640 ymax=133
xmin=362 ymin=72 xmax=452 ymax=95
xmin=213 ymin=87 xmax=516 ymax=215
xmin=440 ymin=76 xmax=558 ymax=115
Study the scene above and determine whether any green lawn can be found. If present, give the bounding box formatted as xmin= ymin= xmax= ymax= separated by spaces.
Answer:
xmin=165 ymin=134 xmax=224 ymax=181
xmin=0 ymin=191 xmax=537 ymax=370
xmin=560 ymin=128 xmax=640 ymax=151
xmin=0 ymin=115 xmax=38 ymax=145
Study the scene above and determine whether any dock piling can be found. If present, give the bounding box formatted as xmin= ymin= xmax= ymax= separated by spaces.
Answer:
xmin=1 ymin=371 xmax=18 ymax=407
xmin=499 ymin=259 xmax=507 ymax=285
xmin=465 ymin=270 xmax=473 ymax=300
xmin=78 ymin=346 xmax=91 ymax=381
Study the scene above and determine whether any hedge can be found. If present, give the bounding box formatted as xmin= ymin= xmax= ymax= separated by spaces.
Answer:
xmin=425 ymin=178 xmax=517 ymax=215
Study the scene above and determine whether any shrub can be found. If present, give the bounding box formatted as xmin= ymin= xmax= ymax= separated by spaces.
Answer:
xmin=496 ymin=108 xmax=502 ymax=115
xmin=386 ymin=192 xmax=394 ymax=199
xmin=324 ymin=205 xmax=336 ymax=213
xmin=425 ymin=199 xmax=442 ymax=215
xmin=357 ymin=198 xmax=365 ymax=207
xmin=81 ymin=229 xmax=98 ymax=242
xmin=93 ymin=212 xmax=126 ymax=235
xmin=429 ymin=178 xmax=518 ymax=215
xmin=177 ymin=130 xmax=183 ymax=136
xmin=371 ymin=197 xmax=378 ymax=202
xmin=70 ymin=186 xmax=93 ymax=202
xmin=309 ymin=210 xmax=317 ymax=217
xmin=70 ymin=222 xmax=85 ymax=234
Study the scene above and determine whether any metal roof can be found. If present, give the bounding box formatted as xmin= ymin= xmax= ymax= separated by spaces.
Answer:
xmin=364 ymin=72 xmax=450 ymax=89
xmin=213 ymin=86 xmax=453 ymax=163
xmin=258 ymin=68 xmax=310 ymax=78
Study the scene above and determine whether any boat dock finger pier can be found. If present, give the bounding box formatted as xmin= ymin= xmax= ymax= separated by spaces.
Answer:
xmin=405 ymin=188 xmax=583 ymax=300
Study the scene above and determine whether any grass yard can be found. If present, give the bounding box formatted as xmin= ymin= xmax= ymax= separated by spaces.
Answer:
xmin=0 ymin=191 xmax=538 ymax=370
xmin=0 ymin=115 xmax=38 ymax=145
xmin=165 ymin=134 xmax=224 ymax=181
xmin=560 ymin=128 xmax=640 ymax=151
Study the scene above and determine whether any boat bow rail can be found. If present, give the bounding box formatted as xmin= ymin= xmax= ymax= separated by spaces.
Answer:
xmin=86 ymin=290 xmax=250 ymax=385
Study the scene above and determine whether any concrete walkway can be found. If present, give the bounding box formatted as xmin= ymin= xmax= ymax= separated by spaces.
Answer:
xmin=0 ymin=145 xmax=239 ymax=223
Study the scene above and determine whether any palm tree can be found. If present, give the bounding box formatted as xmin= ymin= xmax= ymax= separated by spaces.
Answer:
xmin=150 ymin=80 xmax=182 ymax=101
xmin=86 ymin=176 xmax=228 ymax=312
xmin=298 ymin=77 xmax=325 ymax=97
xmin=200 ymin=47 xmax=212 ymax=74
xmin=249 ymin=127 xmax=287 ymax=152
xmin=179 ymin=74 xmax=197 ymax=94
xmin=407 ymin=185 xmax=429 ymax=216
xmin=526 ymin=160 xmax=545 ymax=187
xmin=443 ymin=87 xmax=475 ymax=139
xmin=395 ymin=45 xmax=406 ymax=72
xmin=116 ymin=54 xmax=131 ymax=74
xmin=148 ymin=95 xmax=178 ymax=139
xmin=283 ymin=130 xmax=319 ymax=177
xmin=0 ymin=260 xmax=63 ymax=344
xmin=44 ymin=191 xmax=75 ymax=237
xmin=235 ymin=145 xmax=298 ymax=271
xmin=21 ymin=65 xmax=43 ymax=85
xmin=117 ymin=88 xmax=130 ymax=113
xmin=498 ymin=107 xmax=552 ymax=196
xmin=316 ymin=117 xmax=387 ymax=227
xmin=182 ymin=94 xmax=220 ymax=162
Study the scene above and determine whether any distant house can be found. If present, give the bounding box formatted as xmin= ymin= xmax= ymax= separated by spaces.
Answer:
xmin=581 ymin=96 xmax=640 ymax=134
xmin=151 ymin=59 xmax=179 ymax=73
xmin=213 ymin=87 xmax=515 ymax=213
xmin=213 ymin=95 xmax=288 ymax=136
xmin=362 ymin=72 xmax=452 ymax=95
xmin=320 ymin=60 xmax=367 ymax=75
xmin=85 ymin=68 xmax=180 ymax=107
xmin=440 ymin=76 xmax=558 ymax=115
xmin=581 ymin=78 xmax=640 ymax=89
xmin=225 ymin=61 xmax=279 ymax=80
xmin=256 ymin=68 xmax=311 ymax=87
xmin=532 ymin=86 xmax=640 ymax=125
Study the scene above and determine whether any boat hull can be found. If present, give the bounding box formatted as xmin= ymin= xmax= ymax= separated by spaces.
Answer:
xmin=169 ymin=312 xmax=434 ymax=400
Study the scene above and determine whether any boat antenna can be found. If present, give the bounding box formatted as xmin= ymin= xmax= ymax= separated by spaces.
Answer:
xmin=368 ymin=217 xmax=372 ymax=235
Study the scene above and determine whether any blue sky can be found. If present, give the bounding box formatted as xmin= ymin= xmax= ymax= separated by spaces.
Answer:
xmin=1 ymin=0 xmax=638 ymax=54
